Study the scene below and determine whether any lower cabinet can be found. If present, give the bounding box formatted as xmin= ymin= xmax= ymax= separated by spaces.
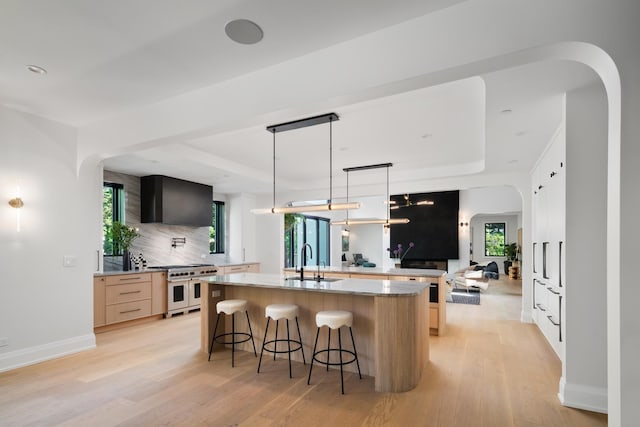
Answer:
xmin=94 ymin=271 xmax=166 ymax=329
xmin=222 ymin=263 xmax=260 ymax=274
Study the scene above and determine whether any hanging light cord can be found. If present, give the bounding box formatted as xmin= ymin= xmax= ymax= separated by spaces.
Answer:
xmin=272 ymin=130 xmax=276 ymax=212
xmin=346 ymin=170 xmax=350 ymax=224
xmin=386 ymin=165 xmax=390 ymax=225
xmin=329 ymin=117 xmax=333 ymax=206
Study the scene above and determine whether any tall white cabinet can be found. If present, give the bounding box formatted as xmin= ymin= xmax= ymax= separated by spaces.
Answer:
xmin=531 ymin=126 xmax=565 ymax=360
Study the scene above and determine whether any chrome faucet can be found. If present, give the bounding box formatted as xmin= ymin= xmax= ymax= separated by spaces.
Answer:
xmin=300 ymin=243 xmax=313 ymax=280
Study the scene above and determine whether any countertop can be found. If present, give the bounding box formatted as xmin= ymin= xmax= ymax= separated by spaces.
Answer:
xmin=95 ymin=261 xmax=259 ymax=277
xmin=207 ymin=272 xmax=430 ymax=296
xmin=282 ymin=265 xmax=446 ymax=278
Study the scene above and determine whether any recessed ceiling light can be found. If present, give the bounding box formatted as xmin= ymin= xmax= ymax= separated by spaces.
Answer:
xmin=26 ymin=64 xmax=47 ymax=74
xmin=225 ymin=19 xmax=263 ymax=45
xmin=501 ymin=109 xmax=512 ymax=114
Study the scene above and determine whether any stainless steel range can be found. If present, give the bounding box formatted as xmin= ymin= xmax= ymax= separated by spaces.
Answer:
xmin=148 ymin=264 xmax=219 ymax=317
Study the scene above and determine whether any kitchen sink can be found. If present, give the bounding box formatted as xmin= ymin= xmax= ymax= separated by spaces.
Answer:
xmin=284 ymin=276 xmax=343 ymax=283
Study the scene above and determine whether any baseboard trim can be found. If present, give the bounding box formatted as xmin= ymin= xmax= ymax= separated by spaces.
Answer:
xmin=0 ymin=334 xmax=96 ymax=373
xmin=558 ymin=376 xmax=608 ymax=414
xmin=521 ymin=309 xmax=533 ymax=323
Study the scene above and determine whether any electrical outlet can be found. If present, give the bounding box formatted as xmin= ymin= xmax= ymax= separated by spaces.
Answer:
xmin=0 ymin=337 xmax=8 ymax=347
xmin=212 ymin=290 xmax=221 ymax=297
xmin=63 ymin=255 xmax=77 ymax=267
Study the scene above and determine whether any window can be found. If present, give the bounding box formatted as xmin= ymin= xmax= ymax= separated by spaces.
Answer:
xmin=284 ymin=214 xmax=330 ymax=268
xmin=210 ymin=201 xmax=225 ymax=254
xmin=484 ymin=222 xmax=506 ymax=256
xmin=103 ymin=182 xmax=124 ymax=256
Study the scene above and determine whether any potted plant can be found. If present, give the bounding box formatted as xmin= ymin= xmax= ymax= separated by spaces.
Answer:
xmin=503 ymin=242 xmax=518 ymax=274
xmin=111 ymin=221 xmax=140 ymax=271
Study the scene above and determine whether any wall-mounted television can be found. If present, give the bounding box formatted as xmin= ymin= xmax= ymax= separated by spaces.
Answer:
xmin=390 ymin=190 xmax=459 ymax=260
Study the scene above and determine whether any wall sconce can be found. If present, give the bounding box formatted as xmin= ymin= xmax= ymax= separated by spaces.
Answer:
xmin=459 ymin=221 xmax=469 ymax=227
xmin=9 ymin=192 xmax=24 ymax=232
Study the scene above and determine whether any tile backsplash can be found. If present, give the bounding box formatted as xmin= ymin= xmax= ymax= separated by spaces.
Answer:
xmin=104 ymin=170 xmax=222 ymax=270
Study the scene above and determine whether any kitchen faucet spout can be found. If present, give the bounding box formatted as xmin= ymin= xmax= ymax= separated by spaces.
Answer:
xmin=300 ymin=243 xmax=313 ymax=280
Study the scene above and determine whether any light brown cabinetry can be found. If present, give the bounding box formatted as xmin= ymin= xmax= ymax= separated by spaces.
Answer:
xmin=151 ymin=271 xmax=167 ymax=315
xmin=94 ymin=271 xmax=167 ymax=329
xmin=387 ymin=274 xmax=445 ymax=336
xmin=93 ymin=276 xmax=106 ymax=327
xmin=104 ymin=273 xmax=152 ymax=324
xmin=222 ymin=263 xmax=260 ymax=274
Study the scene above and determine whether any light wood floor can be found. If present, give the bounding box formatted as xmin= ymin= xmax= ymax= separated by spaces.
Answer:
xmin=0 ymin=278 xmax=607 ymax=426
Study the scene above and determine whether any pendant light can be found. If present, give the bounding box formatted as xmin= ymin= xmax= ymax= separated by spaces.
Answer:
xmin=330 ymin=163 xmax=409 ymax=226
xmin=255 ymin=112 xmax=360 ymax=214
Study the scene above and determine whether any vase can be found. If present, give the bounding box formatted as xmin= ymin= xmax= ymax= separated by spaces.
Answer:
xmin=123 ymin=249 xmax=131 ymax=271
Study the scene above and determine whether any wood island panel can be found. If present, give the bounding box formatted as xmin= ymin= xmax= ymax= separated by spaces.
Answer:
xmin=374 ymin=291 xmax=429 ymax=392
xmin=201 ymin=280 xmax=429 ymax=393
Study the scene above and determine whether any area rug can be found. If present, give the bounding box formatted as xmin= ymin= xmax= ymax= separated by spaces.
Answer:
xmin=450 ymin=288 xmax=480 ymax=305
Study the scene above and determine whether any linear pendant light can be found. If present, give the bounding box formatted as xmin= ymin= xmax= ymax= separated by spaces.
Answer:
xmin=330 ymin=163 xmax=409 ymax=226
xmin=256 ymin=113 xmax=360 ymax=214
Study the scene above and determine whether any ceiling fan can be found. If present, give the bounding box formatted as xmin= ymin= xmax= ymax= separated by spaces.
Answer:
xmin=390 ymin=193 xmax=435 ymax=209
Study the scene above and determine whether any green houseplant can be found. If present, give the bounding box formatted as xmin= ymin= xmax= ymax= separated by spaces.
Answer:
xmin=503 ymin=242 xmax=518 ymax=274
xmin=111 ymin=221 xmax=140 ymax=271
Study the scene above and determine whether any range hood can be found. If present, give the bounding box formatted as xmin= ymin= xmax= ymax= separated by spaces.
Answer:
xmin=140 ymin=175 xmax=212 ymax=227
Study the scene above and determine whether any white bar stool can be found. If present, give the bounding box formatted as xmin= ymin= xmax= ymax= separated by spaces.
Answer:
xmin=208 ymin=299 xmax=257 ymax=367
xmin=307 ymin=310 xmax=362 ymax=394
xmin=257 ymin=304 xmax=306 ymax=378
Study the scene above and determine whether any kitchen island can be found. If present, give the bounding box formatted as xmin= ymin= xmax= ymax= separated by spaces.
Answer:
xmin=201 ymin=273 xmax=432 ymax=393
xmin=283 ymin=266 xmax=447 ymax=335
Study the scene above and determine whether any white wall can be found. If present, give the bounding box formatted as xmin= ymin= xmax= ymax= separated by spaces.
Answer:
xmin=227 ymin=193 xmax=257 ymax=264
xmin=562 ymin=82 xmax=608 ymax=411
xmin=0 ymin=106 xmax=100 ymax=372
xmin=253 ymin=193 xmax=283 ymax=274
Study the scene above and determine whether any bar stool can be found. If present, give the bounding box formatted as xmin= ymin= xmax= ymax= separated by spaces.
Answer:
xmin=257 ymin=303 xmax=306 ymax=378
xmin=208 ymin=299 xmax=257 ymax=367
xmin=307 ymin=310 xmax=362 ymax=394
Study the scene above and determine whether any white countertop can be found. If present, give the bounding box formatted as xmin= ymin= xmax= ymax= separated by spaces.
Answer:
xmin=282 ymin=266 xmax=446 ymax=278
xmin=207 ymin=272 xmax=430 ymax=296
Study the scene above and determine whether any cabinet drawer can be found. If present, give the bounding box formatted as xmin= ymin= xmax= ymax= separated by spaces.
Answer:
xmin=106 ymin=299 xmax=152 ymax=324
xmin=429 ymin=306 xmax=438 ymax=329
xmin=105 ymin=273 xmax=151 ymax=286
xmin=351 ymin=273 xmax=389 ymax=280
xmin=391 ymin=275 xmax=429 ymax=282
xmin=226 ymin=265 xmax=249 ymax=273
xmin=106 ymin=281 xmax=151 ymax=305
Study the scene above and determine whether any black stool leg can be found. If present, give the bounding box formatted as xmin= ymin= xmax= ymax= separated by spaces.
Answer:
xmin=208 ymin=312 xmax=221 ymax=361
xmin=326 ymin=328 xmax=331 ymax=371
xmin=307 ymin=327 xmax=320 ymax=385
xmin=286 ymin=319 xmax=292 ymax=378
xmin=295 ymin=316 xmax=306 ymax=364
xmin=338 ymin=327 xmax=345 ymax=394
xmin=257 ymin=317 xmax=271 ymax=373
xmin=274 ymin=319 xmax=279 ymax=360
xmin=245 ymin=310 xmax=257 ymax=356
xmin=349 ymin=327 xmax=362 ymax=379
xmin=231 ymin=312 xmax=236 ymax=368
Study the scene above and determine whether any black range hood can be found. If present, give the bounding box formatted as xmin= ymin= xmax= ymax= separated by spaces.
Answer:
xmin=141 ymin=175 xmax=212 ymax=227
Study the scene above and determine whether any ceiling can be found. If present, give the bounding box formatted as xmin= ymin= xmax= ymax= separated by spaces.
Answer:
xmin=1 ymin=1 xmax=598 ymax=196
